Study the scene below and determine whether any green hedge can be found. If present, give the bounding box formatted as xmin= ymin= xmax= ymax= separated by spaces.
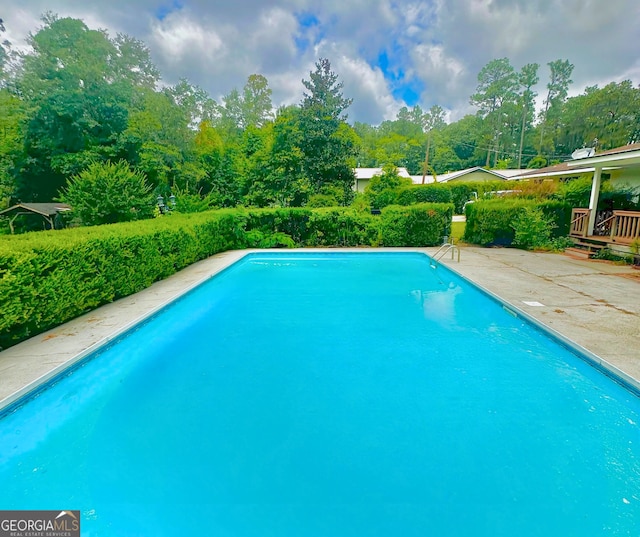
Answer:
xmin=463 ymin=199 xmax=571 ymax=246
xmin=0 ymin=205 xmax=452 ymax=349
xmin=386 ymin=180 xmax=512 ymax=214
xmin=396 ymin=184 xmax=453 ymax=205
xmin=379 ymin=203 xmax=453 ymax=247
xmin=306 ymin=208 xmax=380 ymax=246
xmin=0 ymin=211 xmax=244 ymax=349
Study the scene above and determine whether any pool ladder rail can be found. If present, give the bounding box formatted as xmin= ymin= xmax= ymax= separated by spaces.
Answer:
xmin=430 ymin=242 xmax=460 ymax=268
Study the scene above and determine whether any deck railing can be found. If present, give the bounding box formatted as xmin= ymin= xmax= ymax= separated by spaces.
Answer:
xmin=570 ymin=208 xmax=640 ymax=244
xmin=569 ymin=208 xmax=590 ymax=238
xmin=610 ymin=211 xmax=640 ymax=244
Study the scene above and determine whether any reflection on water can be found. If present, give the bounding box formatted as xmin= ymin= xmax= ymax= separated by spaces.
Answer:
xmin=411 ymin=282 xmax=462 ymax=327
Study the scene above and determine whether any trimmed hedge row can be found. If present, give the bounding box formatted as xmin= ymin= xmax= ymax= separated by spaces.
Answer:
xmin=463 ymin=199 xmax=571 ymax=246
xmin=379 ymin=204 xmax=453 ymax=246
xmin=396 ymin=184 xmax=453 ymax=205
xmin=0 ymin=204 xmax=452 ymax=349
xmin=372 ymin=180 xmax=513 ymax=213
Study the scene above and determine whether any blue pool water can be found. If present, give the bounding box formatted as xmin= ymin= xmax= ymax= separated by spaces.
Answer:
xmin=1 ymin=252 xmax=639 ymax=536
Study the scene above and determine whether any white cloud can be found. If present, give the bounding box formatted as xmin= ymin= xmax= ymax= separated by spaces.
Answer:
xmin=2 ymin=0 xmax=639 ymax=125
xmin=150 ymin=10 xmax=225 ymax=65
xmin=336 ymin=55 xmax=400 ymax=123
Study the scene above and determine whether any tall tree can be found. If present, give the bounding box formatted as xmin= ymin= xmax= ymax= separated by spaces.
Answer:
xmin=14 ymin=15 xmax=163 ymax=201
xmin=538 ymin=59 xmax=574 ymax=154
xmin=470 ymin=58 xmax=519 ymax=166
xmin=517 ymin=63 xmax=539 ymax=167
xmin=301 ymin=58 xmax=353 ymax=120
xmin=248 ymin=105 xmax=306 ymax=207
xmin=298 ymin=58 xmax=357 ymax=204
xmin=166 ymin=79 xmax=218 ymax=129
xmin=421 ymin=104 xmax=446 ymax=181
xmin=217 ymin=88 xmax=244 ymax=139
xmin=556 ymin=81 xmax=640 ymax=153
xmin=241 ymin=74 xmax=273 ymax=128
xmin=0 ymin=90 xmax=25 ymax=204
xmin=0 ymin=16 xmax=19 ymax=87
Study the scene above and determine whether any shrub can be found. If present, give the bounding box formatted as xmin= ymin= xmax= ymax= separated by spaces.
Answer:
xmin=369 ymin=188 xmax=400 ymax=210
xmin=396 ymin=184 xmax=453 ymax=205
xmin=448 ymin=183 xmax=475 ymax=214
xmin=306 ymin=194 xmax=339 ymax=208
xmin=173 ymin=188 xmax=219 ymax=213
xmin=553 ymin=176 xmax=639 ymax=211
xmin=364 ymin=163 xmax=412 ymax=210
xmin=463 ymin=199 xmax=571 ymax=246
xmin=554 ymin=176 xmax=593 ymax=208
xmin=59 ymin=160 xmax=155 ymax=226
xmin=243 ymin=208 xmax=312 ymax=245
xmin=245 ymin=230 xmax=296 ymax=248
xmin=514 ymin=180 xmax=559 ymax=200
xmin=379 ymin=203 xmax=453 ymax=247
xmin=306 ymin=209 xmax=379 ymax=246
xmin=512 ymin=207 xmax=555 ymax=250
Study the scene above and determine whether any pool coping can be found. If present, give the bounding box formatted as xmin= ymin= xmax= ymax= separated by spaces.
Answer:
xmin=1 ymin=247 xmax=639 ymax=413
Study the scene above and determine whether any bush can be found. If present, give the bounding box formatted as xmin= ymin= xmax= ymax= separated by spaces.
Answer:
xmin=243 ymin=208 xmax=312 ymax=245
xmin=368 ymin=188 xmax=400 ymax=210
xmin=512 ymin=207 xmax=555 ymax=250
xmin=554 ymin=176 xmax=593 ymax=208
xmin=463 ymin=199 xmax=571 ymax=246
xmin=554 ymin=176 xmax=639 ymax=211
xmin=306 ymin=209 xmax=379 ymax=246
xmin=59 ymin=160 xmax=155 ymax=225
xmin=364 ymin=163 xmax=412 ymax=210
xmin=245 ymin=230 xmax=296 ymax=248
xmin=396 ymin=184 xmax=453 ymax=205
xmin=448 ymin=183 xmax=475 ymax=214
xmin=379 ymin=203 xmax=453 ymax=247
xmin=306 ymin=194 xmax=339 ymax=208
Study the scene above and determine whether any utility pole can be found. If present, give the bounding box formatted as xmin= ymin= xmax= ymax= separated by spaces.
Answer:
xmin=421 ymin=131 xmax=431 ymax=184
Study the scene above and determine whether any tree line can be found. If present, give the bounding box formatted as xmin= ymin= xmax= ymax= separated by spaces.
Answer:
xmin=1 ymin=14 xmax=639 ymax=220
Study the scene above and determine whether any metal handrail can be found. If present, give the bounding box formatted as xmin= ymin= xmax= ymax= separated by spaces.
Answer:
xmin=430 ymin=243 xmax=460 ymax=268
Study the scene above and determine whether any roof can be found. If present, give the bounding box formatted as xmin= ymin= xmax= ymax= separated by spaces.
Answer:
xmin=585 ymin=142 xmax=640 ymax=157
xmin=565 ymin=142 xmax=640 ymax=169
xmin=355 ymin=167 xmax=411 ymax=179
xmin=511 ymin=143 xmax=640 ymax=180
xmin=511 ymin=162 xmax=597 ymax=180
xmin=0 ymin=203 xmax=72 ymax=217
xmin=410 ymin=166 xmax=528 ymax=184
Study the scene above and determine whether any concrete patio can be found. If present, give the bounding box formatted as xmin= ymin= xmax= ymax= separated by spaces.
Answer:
xmin=1 ymin=246 xmax=639 ymax=408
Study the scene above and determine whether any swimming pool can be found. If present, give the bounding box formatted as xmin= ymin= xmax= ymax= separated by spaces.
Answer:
xmin=1 ymin=252 xmax=639 ymax=535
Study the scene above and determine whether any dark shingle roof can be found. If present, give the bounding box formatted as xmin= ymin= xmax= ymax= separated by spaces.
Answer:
xmin=0 ymin=203 xmax=72 ymax=217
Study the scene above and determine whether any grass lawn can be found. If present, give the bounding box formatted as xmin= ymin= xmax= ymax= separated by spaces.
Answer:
xmin=451 ymin=221 xmax=465 ymax=243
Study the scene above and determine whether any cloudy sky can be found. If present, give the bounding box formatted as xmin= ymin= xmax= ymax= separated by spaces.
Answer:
xmin=3 ymin=0 xmax=640 ymax=124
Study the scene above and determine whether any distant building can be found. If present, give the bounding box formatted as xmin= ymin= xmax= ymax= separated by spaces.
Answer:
xmin=354 ymin=167 xmax=412 ymax=192
xmin=409 ymin=166 xmax=529 ymax=185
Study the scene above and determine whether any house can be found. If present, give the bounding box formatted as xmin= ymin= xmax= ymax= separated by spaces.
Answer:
xmin=511 ymin=143 xmax=640 ymax=256
xmin=354 ymin=167 xmax=412 ymax=192
xmin=410 ymin=166 xmax=529 ymax=185
xmin=510 ymin=143 xmax=640 ymax=192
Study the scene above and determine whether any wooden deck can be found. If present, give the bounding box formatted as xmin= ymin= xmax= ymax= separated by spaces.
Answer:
xmin=570 ymin=208 xmax=640 ymax=245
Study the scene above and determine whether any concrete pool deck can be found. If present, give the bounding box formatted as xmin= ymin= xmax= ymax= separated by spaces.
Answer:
xmin=1 ymin=247 xmax=639 ymax=407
